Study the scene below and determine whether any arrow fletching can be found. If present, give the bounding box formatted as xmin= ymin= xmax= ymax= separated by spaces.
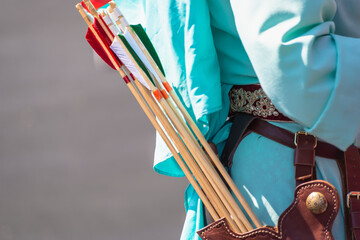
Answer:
xmin=110 ymin=37 xmax=151 ymax=90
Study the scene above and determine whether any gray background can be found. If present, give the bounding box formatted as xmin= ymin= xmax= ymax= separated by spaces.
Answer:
xmin=0 ymin=1 xmax=188 ymax=239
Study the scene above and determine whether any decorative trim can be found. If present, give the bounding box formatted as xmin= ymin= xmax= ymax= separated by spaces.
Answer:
xmin=229 ymin=85 xmax=292 ymax=122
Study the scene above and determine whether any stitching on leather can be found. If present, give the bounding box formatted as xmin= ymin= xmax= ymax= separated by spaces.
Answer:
xmin=325 ymin=186 xmax=337 ymax=240
xmin=200 ymin=182 xmax=336 ymax=240
xmin=200 ymin=220 xmax=225 ymax=240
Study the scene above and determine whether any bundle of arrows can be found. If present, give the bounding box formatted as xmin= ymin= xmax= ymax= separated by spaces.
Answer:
xmin=75 ymin=0 xmax=262 ymax=233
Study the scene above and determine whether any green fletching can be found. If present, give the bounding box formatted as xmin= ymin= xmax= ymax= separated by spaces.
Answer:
xmin=118 ymin=34 xmax=155 ymax=86
xmin=130 ymin=24 xmax=166 ymax=76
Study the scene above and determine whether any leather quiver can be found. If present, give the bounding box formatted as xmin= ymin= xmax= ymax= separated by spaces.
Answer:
xmin=197 ymin=180 xmax=340 ymax=240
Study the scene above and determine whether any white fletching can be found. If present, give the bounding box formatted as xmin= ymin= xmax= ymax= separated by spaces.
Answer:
xmin=123 ymin=29 xmax=162 ymax=84
xmin=110 ymin=38 xmax=150 ymax=90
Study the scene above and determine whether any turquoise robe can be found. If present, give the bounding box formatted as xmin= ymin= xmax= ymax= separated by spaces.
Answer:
xmin=114 ymin=0 xmax=360 ymax=239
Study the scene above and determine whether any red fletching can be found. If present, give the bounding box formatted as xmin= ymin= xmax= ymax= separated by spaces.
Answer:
xmin=89 ymin=0 xmax=111 ymax=10
xmin=93 ymin=17 xmax=122 ymax=66
xmin=94 ymin=15 xmax=114 ymax=46
xmin=85 ymin=18 xmax=121 ymax=70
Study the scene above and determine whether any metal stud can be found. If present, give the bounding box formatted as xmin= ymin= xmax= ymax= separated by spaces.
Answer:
xmin=306 ymin=192 xmax=328 ymax=214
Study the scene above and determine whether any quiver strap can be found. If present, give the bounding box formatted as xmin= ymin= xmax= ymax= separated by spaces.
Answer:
xmin=294 ymin=132 xmax=317 ymax=185
xmin=344 ymin=146 xmax=360 ymax=240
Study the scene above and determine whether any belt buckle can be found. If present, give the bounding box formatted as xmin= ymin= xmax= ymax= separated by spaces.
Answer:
xmin=294 ymin=131 xmax=317 ymax=148
xmin=347 ymin=191 xmax=360 ymax=208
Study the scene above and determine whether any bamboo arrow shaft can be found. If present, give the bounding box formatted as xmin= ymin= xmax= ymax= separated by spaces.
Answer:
xmin=77 ymin=1 xmax=261 ymax=233
xmin=76 ymin=3 xmax=231 ymax=227
xmin=96 ymin=9 xmax=242 ymax=228
xmin=128 ymin=80 xmax=220 ymax=221
xmin=84 ymin=10 xmax=237 ymax=228
xmin=77 ymin=2 xmax=224 ymax=224
xmin=110 ymin=2 xmax=261 ymax=227
xmin=155 ymin=96 xmax=241 ymax=232
xmin=128 ymin=18 xmax=260 ymax=228
xmin=158 ymin=97 xmax=249 ymax=232
xmin=84 ymin=8 xmax=238 ymax=228
xmin=94 ymin=5 xmax=247 ymax=232
xmin=154 ymin=80 xmax=254 ymax=231
xmin=170 ymin=90 xmax=261 ymax=228
xmin=132 ymin=79 xmax=220 ymax=220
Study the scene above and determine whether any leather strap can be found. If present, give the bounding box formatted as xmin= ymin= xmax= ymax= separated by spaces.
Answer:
xmin=294 ymin=133 xmax=317 ymax=186
xmin=221 ymin=113 xmax=256 ymax=167
xmin=221 ymin=114 xmax=343 ymax=167
xmin=344 ymin=146 xmax=360 ymax=240
xmin=248 ymin=118 xmax=344 ymax=160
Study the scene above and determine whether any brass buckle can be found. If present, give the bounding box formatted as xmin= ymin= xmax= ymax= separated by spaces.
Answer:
xmin=294 ymin=131 xmax=317 ymax=148
xmin=347 ymin=191 xmax=360 ymax=208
